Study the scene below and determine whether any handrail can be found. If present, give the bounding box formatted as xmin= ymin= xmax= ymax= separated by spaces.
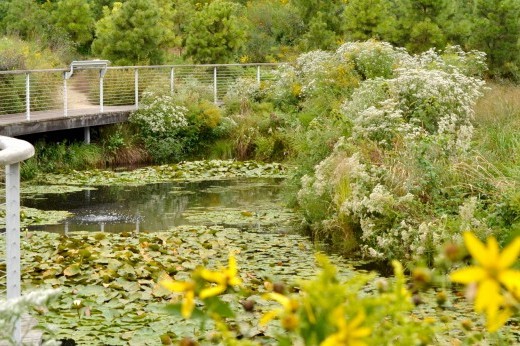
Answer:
xmin=0 ymin=62 xmax=283 ymax=75
xmin=0 ymin=136 xmax=35 ymax=165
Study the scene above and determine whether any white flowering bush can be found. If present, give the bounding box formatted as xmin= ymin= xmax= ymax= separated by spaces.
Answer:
xmin=129 ymin=92 xmax=221 ymax=163
xmin=343 ymin=65 xmax=485 ymax=152
xmin=130 ymin=93 xmax=188 ymax=137
xmin=289 ymin=42 xmax=495 ymax=262
xmin=335 ymin=41 xmax=409 ymax=80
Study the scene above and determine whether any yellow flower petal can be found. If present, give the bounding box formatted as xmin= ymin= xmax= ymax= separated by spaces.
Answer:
xmin=463 ymin=232 xmax=491 ymax=267
xmin=450 ymin=266 xmax=487 ymax=284
xmin=264 ymin=292 xmax=291 ymax=309
xmin=498 ymin=236 xmax=520 ymax=270
xmin=348 ymin=311 xmax=366 ymax=330
xmin=229 ymin=276 xmax=242 ymax=286
xmin=160 ymin=280 xmax=194 ymax=292
xmin=320 ymin=334 xmax=341 ymax=346
xmin=498 ymin=269 xmax=520 ymax=292
xmin=475 ymin=279 xmax=501 ymax=313
xmin=486 ymin=308 xmax=511 ymax=333
xmin=228 ymin=255 xmax=237 ymax=276
xmin=199 ymin=284 xmax=226 ymax=299
xmin=200 ymin=269 xmax=226 ymax=284
xmin=181 ymin=290 xmax=195 ymax=318
xmin=487 ymin=237 xmax=500 ymax=265
xmin=259 ymin=309 xmax=281 ymax=325
xmin=350 ymin=327 xmax=371 ymax=338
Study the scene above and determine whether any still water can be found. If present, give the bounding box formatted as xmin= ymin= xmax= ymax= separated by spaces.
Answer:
xmin=22 ymin=178 xmax=288 ymax=233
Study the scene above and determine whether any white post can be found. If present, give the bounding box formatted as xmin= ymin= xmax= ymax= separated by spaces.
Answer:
xmin=63 ymin=74 xmax=68 ymax=117
xmin=134 ymin=69 xmax=139 ymax=109
xmin=256 ymin=66 xmax=261 ymax=87
xmin=25 ymin=73 xmax=30 ymax=121
xmin=213 ymin=67 xmax=218 ymax=104
xmin=170 ymin=67 xmax=175 ymax=94
xmin=5 ymin=162 xmax=22 ymax=344
xmin=99 ymin=76 xmax=104 ymax=113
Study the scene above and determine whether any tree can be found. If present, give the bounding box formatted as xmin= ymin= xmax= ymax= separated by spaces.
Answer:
xmin=243 ymin=0 xmax=304 ymax=62
xmin=0 ymin=0 xmax=51 ymax=40
xmin=469 ymin=0 xmax=520 ymax=79
xmin=342 ymin=0 xmax=397 ymax=42
xmin=52 ymin=0 xmax=95 ymax=48
xmin=91 ymin=0 xmax=177 ymax=65
xmin=184 ymin=0 xmax=246 ymax=64
xmin=387 ymin=0 xmax=451 ymax=52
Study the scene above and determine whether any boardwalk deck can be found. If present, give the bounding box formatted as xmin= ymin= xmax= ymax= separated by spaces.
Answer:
xmin=0 ymin=105 xmax=134 ymax=137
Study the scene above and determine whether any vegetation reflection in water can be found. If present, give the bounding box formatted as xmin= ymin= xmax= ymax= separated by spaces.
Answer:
xmin=22 ymin=178 xmax=297 ymax=233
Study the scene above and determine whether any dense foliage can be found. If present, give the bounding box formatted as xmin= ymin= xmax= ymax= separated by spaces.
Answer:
xmin=0 ymin=0 xmax=519 ymax=79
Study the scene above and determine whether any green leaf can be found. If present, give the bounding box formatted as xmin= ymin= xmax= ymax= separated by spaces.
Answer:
xmin=63 ymin=263 xmax=81 ymax=276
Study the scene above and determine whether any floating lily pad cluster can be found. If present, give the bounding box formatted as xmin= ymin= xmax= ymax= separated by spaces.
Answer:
xmin=32 ymin=160 xmax=286 ymax=187
xmin=0 ymin=206 xmax=71 ymax=228
xmin=17 ymin=227 xmax=353 ymax=344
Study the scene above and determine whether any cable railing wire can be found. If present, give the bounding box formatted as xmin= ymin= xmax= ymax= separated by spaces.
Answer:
xmin=0 ymin=62 xmax=282 ymax=121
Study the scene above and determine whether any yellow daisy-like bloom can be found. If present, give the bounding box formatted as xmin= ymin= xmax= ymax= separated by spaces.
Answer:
xmin=321 ymin=307 xmax=371 ymax=346
xmin=259 ymin=292 xmax=299 ymax=329
xmin=450 ymin=232 xmax=520 ymax=332
xmin=199 ymin=255 xmax=242 ymax=299
xmin=160 ymin=280 xmax=196 ymax=319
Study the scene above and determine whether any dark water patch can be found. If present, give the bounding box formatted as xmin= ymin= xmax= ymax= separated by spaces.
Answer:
xmin=22 ymin=178 xmax=296 ymax=233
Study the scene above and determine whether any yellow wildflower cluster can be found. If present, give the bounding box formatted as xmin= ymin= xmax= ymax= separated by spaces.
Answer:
xmin=450 ymin=232 xmax=520 ymax=332
xmin=160 ymin=255 xmax=242 ymax=318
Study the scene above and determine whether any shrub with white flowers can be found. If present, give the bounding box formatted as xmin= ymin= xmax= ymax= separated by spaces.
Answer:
xmin=130 ymin=93 xmax=189 ymax=137
xmin=291 ymin=42 xmax=491 ymax=261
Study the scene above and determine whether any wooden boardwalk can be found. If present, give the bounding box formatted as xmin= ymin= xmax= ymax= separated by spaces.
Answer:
xmin=0 ymin=105 xmax=135 ymax=137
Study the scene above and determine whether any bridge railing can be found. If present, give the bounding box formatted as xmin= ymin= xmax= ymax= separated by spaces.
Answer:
xmin=0 ymin=63 xmax=281 ymax=120
xmin=0 ymin=136 xmax=35 ymax=343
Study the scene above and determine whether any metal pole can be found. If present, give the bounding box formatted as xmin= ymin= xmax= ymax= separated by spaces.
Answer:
xmin=100 ymin=76 xmax=104 ymax=113
xmin=84 ymin=127 xmax=90 ymax=144
xmin=134 ymin=68 xmax=139 ymax=109
xmin=213 ymin=67 xmax=217 ymax=104
xmin=256 ymin=66 xmax=261 ymax=87
xmin=25 ymin=73 xmax=30 ymax=121
xmin=5 ymin=162 xmax=22 ymax=344
xmin=170 ymin=67 xmax=175 ymax=94
xmin=63 ymin=74 xmax=68 ymax=117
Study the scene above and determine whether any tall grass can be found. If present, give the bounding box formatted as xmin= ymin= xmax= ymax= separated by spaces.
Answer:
xmin=473 ymin=83 xmax=520 ymax=179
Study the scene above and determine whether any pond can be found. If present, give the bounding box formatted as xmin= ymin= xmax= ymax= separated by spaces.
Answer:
xmin=21 ymin=177 xmax=296 ymax=234
xmin=5 ymin=160 xmax=503 ymax=344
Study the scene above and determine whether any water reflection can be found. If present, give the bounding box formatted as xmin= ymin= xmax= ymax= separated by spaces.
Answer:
xmin=22 ymin=178 xmax=285 ymax=233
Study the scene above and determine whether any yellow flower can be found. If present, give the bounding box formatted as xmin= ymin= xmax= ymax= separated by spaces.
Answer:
xmin=160 ymin=280 xmax=196 ymax=319
xmin=321 ymin=307 xmax=371 ymax=346
xmin=199 ymin=255 xmax=242 ymax=299
xmin=450 ymin=232 xmax=520 ymax=331
xmin=259 ymin=292 xmax=299 ymax=328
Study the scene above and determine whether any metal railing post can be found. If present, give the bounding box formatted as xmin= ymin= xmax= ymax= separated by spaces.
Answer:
xmin=256 ymin=66 xmax=261 ymax=87
xmin=170 ymin=67 xmax=175 ymax=94
xmin=213 ymin=66 xmax=218 ymax=104
xmin=0 ymin=136 xmax=34 ymax=344
xmin=5 ymin=162 xmax=22 ymax=343
xmin=25 ymin=73 xmax=30 ymax=121
xmin=99 ymin=76 xmax=104 ymax=113
xmin=63 ymin=73 xmax=68 ymax=117
xmin=134 ymin=68 xmax=139 ymax=109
